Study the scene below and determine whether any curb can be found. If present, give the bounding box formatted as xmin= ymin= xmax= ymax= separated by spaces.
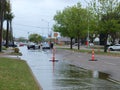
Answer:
xmin=25 ymin=61 xmax=43 ymax=90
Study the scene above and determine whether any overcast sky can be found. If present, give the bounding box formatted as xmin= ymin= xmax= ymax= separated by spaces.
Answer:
xmin=10 ymin=0 xmax=87 ymax=38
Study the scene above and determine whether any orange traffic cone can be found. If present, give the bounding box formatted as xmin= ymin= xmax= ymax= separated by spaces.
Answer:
xmin=50 ymin=47 xmax=59 ymax=62
xmin=52 ymin=56 xmax=55 ymax=61
xmin=89 ymin=49 xmax=97 ymax=61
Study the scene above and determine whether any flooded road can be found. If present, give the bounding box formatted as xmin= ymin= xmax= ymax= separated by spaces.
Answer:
xmin=19 ymin=46 xmax=120 ymax=90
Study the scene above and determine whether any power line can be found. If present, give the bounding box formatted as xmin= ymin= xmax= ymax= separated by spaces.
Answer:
xmin=13 ymin=23 xmax=49 ymax=29
xmin=13 ymin=29 xmax=47 ymax=33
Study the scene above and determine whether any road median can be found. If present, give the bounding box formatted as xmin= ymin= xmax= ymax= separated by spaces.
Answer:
xmin=0 ymin=48 xmax=42 ymax=90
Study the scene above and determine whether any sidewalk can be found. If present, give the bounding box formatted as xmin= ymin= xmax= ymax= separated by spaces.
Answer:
xmin=55 ymin=49 xmax=120 ymax=82
xmin=0 ymin=48 xmax=20 ymax=59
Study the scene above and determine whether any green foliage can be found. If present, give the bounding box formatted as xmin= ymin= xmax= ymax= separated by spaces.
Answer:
xmin=0 ymin=0 xmax=9 ymax=52
xmin=2 ymin=46 xmax=7 ymax=50
xmin=53 ymin=2 xmax=96 ymax=49
xmin=18 ymin=37 xmax=27 ymax=42
xmin=91 ymin=0 xmax=120 ymax=34
xmin=1 ymin=0 xmax=14 ymax=49
xmin=28 ymin=33 xmax=42 ymax=43
xmin=90 ymin=0 xmax=120 ymax=52
xmin=53 ymin=3 xmax=88 ymax=39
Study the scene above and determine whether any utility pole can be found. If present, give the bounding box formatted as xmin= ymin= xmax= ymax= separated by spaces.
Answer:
xmin=0 ymin=0 xmax=6 ymax=52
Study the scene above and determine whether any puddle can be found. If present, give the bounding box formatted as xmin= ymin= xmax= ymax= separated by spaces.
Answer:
xmin=52 ymin=61 xmax=120 ymax=90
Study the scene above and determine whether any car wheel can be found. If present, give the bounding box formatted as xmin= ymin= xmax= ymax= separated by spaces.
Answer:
xmin=27 ymin=47 xmax=30 ymax=49
xmin=110 ymin=48 xmax=114 ymax=51
xmin=33 ymin=46 xmax=35 ymax=49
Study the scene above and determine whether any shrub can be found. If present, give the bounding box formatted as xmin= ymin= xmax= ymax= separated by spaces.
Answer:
xmin=14 ymin=48 xmax=19 ymax=53
xmin=2 ymin=46 xmax=7 ymax=50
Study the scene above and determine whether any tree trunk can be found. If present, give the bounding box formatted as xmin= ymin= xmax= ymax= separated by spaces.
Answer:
xmin=70 ymin=37 xmax=73 ymax=49
xmin=111 ymin=34 xmax=116 ymax=45
xmin=99 ymin=33 xmax=106 ymax=45
xmin=104 ymin=34 xmax=108 ymax=52
xmin=10 ymin=20 xmax=14 ymax=46
xmin=0 ymin=18 xmax=3 ymax=52
xmin=5 ymin=20 xmax=9 ymax=48
xmin=0 ymin=0 xmax=5 ymax=52
xmin=78 ymin=35 xmax=80 ymax=50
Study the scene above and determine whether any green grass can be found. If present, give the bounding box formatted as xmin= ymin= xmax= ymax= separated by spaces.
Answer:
xmin=0 ymin=57 xmax=41 ymax=90
xmin=58 ymin=47 xmax=120 ymax=57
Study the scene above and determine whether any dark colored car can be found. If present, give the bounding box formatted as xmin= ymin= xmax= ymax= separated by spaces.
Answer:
xmin=3 ymin=42 xmax=17 ymax=47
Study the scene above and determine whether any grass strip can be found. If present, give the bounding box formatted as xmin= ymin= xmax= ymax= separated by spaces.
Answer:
xmin=57 ymin=47 xmax=120 ymax=57
xmin=0 ymin=57 xmax=41 ymax=90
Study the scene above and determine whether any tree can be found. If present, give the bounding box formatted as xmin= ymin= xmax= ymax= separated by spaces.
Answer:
xmin=17 ymin=37 xmax=27 ymax=42
xmin=90 ymin=0 xmax=120 ymax=52
xmin=4 ymin=0 xmax=13 ymax=48
xmin=9 ymin=13 xmax=14 ymax=42
xmin=2 ymin=29 xmax=12 ymax=41
xmin=53 ymin=3 xmax=88 ymax=49
xmin=0 ymin=0 xmax=6 ymax=52
xmin=0 ymin=0 xmax=14 ymax=49
xmin=53 ymin=8 xmax=75 ymax=49
xmin=28 ymin=33 xmax=42 ymax=43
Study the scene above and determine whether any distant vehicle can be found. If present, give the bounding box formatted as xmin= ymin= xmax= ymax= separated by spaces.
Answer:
xmin=72 ymin=43 xmax=81 ymax=46
xmin=89 ymin=43 xmax=94 ymax=46
xmin=3 ymin=42 xmax=17 ymax=47
xmin=19 ymin=43 xmax=25 ymax=47
xmin=27 ymin=42 xmax=40 ymax=49
xmin=108 ymin=44 xmax=120 ymax=51
xmin=42 ymin=42 xmax=50 ymax=49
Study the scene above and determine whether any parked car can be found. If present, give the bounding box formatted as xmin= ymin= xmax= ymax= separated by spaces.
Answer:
xmin=89 ymin=43 xmax=94 ymax=46
xmin=19 ymin=43 xmax=25 ymax=47
xmin=2 ymin=42 xmax=17 ymax=47
xmin=27 ymin=42 xmax=40 ymax=49
xmin=108 ymin=44 xmax=120 ymax=51
xmin=72 ymin=43 xmax=81 ymax=46
xmin=42 ymin=42 xmax=50 ymax=49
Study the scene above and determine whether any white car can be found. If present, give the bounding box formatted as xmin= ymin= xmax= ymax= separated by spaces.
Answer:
xmin=42 ymin=42 xmax=50 ymax=49
xmin=27 ymin=42 xmax=40 ymax=49
xmin=108 ymin=44 xmax=120 ymax=51
xmin=89 ymin=43 xmax=94 ymax=46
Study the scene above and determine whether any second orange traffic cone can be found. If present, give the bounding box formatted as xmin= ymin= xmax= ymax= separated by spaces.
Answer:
xmin=91 ymin=49 xmax=95 ymax=61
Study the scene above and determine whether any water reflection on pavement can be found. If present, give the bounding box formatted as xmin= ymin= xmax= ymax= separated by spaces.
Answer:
xmin=19 ymin=46 xmax=120 ymax=90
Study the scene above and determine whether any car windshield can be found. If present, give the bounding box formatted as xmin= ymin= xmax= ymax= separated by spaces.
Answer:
xmin=42 ymin=42 xmax=49 ymax=46
xmin=28 ymin=42 xmax=35 ymax=45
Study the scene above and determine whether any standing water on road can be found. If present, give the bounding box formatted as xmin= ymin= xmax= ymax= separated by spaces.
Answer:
xmin=19 ymin=46 xmax=120 ymax=90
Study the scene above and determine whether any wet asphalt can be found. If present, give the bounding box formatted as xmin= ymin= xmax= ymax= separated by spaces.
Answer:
xmin=19 ymin=46 xmax=120 ymax=90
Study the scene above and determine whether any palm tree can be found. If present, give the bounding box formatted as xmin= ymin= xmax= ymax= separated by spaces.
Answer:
xmin=4 ymin=0 xmax=12 ymax=48
xmin=4 ymin=13 xmax=13 ymax=48
xmin=0 ymin=0 xmax=6 ymax=52
xmin=9 ymin=13 xmax=14 ymax=45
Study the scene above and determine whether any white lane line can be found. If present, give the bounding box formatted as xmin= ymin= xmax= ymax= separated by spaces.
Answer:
xmin=103 ymin=62 xmax=116 ymax=66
